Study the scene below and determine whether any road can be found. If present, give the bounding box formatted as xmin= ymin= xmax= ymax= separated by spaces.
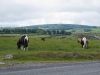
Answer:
xmin=0 ymin=61 xmax=100 ymax=75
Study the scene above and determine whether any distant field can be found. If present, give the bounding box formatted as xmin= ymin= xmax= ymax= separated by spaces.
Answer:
xmin=0 ymin=35 xmax=100 ymax=63
xmin=91 ymin=28 xmax=100 ymax=33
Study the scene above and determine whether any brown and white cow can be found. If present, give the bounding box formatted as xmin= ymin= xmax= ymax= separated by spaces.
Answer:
xmin=78 ymin=37 xmax=88 ymax=48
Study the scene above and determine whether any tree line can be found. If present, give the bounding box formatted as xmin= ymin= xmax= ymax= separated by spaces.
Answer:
xmin=0 ymin=28 xmax=72 ymax=35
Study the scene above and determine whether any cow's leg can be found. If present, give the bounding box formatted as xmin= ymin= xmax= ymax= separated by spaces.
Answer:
xmin=23 ymin=47 xmax=28 ymax=51
xmin=25 ymin=43 xmax=28 ymax=51
xmin=17 ymin=45 xmax=20 ymax=49
xmin=83 ymin=43 xmax=86 ymax=48
xmin=83 ymin=40 xmax=87 ymax=49
xmin=21 ymin=45 xmax=24 ymax=50
xmin=23 ymin=45 xmax=27 ymax=51
xmin=23 ymin=47 xmax=26 ymax=51
xmin=85 ymin=43 xmax=88 ymax=49
xmin=81 ymin=44 xmax=83 ymax=48
xmin=83 ymin=44 xmax=87 ymax=49
xmin=17 ymin=41 xmax=21 ymax=49
xmin=83 ymin=45 xmax=84 ymax=48
xmin=26 ymin=47 xmax=28 ymax=51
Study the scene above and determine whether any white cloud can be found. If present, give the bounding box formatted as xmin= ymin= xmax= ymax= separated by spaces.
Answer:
xmin=0 ymin=0 xmax=100 ymax=26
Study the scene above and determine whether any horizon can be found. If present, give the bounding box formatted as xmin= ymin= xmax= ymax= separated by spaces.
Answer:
xmin=0 ymin=0 xmax=100 ymax=27
xmin=0 ymin=23 xmax=99 ymax=28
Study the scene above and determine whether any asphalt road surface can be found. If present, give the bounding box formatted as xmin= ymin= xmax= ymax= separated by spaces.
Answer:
xmin=0 ymin=61 xmax=100 ymax=75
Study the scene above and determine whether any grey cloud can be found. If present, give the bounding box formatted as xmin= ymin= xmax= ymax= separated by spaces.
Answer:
xmin=0 ymin=0 xmax=100 ymax=26
xmin=0 ymin=4 xmax=42 ymax=22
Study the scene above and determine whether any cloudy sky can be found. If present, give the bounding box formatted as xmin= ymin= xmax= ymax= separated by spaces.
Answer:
xmin=0 ymin=0 xmax=100 ymax=27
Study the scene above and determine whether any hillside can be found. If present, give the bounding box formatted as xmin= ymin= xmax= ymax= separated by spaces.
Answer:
xmin=25 ymin=24 xmax=96 ymax=30
xmin=0 ymin=24 xmax=99 ymax=34
xmin=23 ymin=24 xmax=98 ymax=33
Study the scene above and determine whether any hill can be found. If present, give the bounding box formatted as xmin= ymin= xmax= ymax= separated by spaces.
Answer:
xmin=24 ymin=24 xmax=96 ymax=30
xmin=23 ymin=24 xmax=98 ymax=33
xmin=0 ymin=24 xmax=99 ymax=34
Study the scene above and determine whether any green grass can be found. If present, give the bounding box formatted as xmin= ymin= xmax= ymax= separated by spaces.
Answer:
xmin=0 ymin=36 xmax=100 ymax=64
xmin=91 ymin=28 xmax=100 ymax=33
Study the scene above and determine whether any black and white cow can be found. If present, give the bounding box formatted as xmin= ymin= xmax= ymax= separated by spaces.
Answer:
xmin=17 ymin=35 xmax=29 ymax=51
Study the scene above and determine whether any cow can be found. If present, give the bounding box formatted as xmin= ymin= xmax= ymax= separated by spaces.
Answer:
xmin=41 ymin=37 xmax=45 ymax=41
xmin=78 ymin=37 xmax=88 ymax=49
xmin=17 ymin=35 xmax=29 ymax=51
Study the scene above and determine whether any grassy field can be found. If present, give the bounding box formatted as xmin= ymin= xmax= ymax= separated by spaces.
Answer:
xmin=0 ymin=35 xmax=100 ymax=64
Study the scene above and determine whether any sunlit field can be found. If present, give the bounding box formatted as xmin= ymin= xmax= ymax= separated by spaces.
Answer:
xmin=0 ymin=35 xmax=100 ymax=63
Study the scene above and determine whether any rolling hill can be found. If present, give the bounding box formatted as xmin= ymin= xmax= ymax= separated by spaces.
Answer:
xmin=24 ymin=24 xmax=96 ymax=30
xmin=0 ymin=24 xmax=99 ymax=34
xmin=22 ymin=24 xmax=99 ymax=33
